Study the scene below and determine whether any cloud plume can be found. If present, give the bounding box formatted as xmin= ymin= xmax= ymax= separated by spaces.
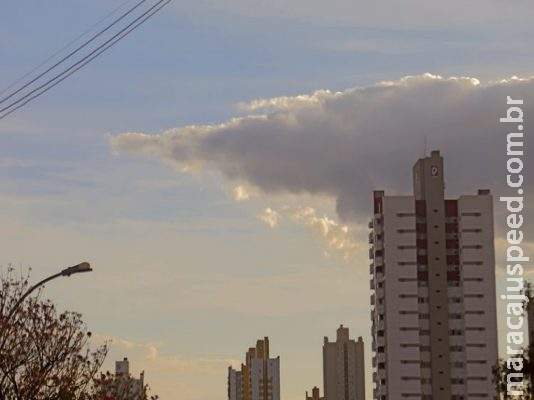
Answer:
xmin=110 ymin=74 xmax=534 ymax=227
xmin=257 ymin=207 xmax=282 ymax=228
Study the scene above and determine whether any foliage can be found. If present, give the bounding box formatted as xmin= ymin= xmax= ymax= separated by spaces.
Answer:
xmin=0 ymin=266 xmax=107 ymax=400
xmin=91 ymin=371 xmax=159 ymax=400
xmin=492 ymin=280 xmax=534 ymax=399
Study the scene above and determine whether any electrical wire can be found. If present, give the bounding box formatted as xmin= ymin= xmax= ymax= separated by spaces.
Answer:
xmin=0 ymin=0 xmax=139 ymax=97
xmin=0 ymin=0 xmax=171 ymax=121
xmin=0 ymin=0 xmax=150 ymax=106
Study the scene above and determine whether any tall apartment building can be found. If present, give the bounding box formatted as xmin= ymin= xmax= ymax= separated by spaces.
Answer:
xmin=323 ymin=325 xmax=366 ymax=400
xmin=228 ymin=337 xmax=281 ymax=400
xmin=369 ymin=151 xmax=498 ymax=400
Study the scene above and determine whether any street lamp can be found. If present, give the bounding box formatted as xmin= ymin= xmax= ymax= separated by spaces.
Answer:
xmin=4 ymin=261 xmax=92 ymax=325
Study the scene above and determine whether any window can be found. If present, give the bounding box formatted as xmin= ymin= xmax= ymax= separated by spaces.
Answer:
xmin=463 ymin=244 xmax=483 ymax=249
xmin=448 ymin=297 xmax=462 ymax=303
xmin=418 ymin=297 xmax=428 ymax=304
xmin=397 ymin=212 xmax=415 ymax=217
xmin=461 ymin=212 xmax=482 ymax=217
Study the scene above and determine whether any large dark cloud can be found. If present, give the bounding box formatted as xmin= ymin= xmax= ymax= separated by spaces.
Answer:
xmin=110 ymin=74 xmax=533 ymax=230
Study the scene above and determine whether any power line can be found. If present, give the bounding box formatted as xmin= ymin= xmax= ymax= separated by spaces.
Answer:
xmin=0 ymin=0 xmax=171 ymax=121
xmin=0 ymin=0 xmax=150 ymax=106
xmin=0 ymin=0 xmax=138 ymax=97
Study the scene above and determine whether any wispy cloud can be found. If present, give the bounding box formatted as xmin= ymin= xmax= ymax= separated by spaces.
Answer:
xmin=94 ymin=334 xmax=241 ymax=375
xmin=257 ymin=207 xmax=282 ymax=228
xmin=288 ymin=206 xmax=366 ymax=261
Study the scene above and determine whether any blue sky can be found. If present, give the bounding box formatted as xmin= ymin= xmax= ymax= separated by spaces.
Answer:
xmin=1 ymin=1 xmax=533 ymax=399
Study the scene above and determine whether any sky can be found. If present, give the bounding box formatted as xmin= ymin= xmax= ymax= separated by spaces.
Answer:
xmin=0 ymin=1 xmax=533 ymax=399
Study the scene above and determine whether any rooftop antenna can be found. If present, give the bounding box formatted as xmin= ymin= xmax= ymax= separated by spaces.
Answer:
xmin=424 ymin=135 xmax=427 ymax=157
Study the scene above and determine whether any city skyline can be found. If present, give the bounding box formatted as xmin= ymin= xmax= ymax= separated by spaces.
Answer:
xmin=1 ymin=1 xmax=533 ymax=399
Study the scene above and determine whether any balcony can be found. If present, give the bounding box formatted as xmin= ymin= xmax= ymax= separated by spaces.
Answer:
xmin=369 ymin=247 xmax=375 ymax=259
xmin=368 ymin=219 xmax=374 ymax=229
xmin=369 ymin=232 xmax=374 ymax=244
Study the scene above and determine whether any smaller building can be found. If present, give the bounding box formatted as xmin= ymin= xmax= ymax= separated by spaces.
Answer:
xmin=323 ymin=325 xmax=365 ymax=400
xmin=228 ymin=337 xmax=280 ymax=400
xmin=306 ymin=386 xmax=324 ymax=400
xmin=114 ymin=357 xmax=145 ymax=398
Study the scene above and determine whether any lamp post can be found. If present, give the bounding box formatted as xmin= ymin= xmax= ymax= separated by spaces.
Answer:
xmin=3 ymin=261 xmax=92 ymax=326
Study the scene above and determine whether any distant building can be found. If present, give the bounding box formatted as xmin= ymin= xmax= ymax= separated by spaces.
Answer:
xmin=228 ymin=337 xmax=281 ymax=400
xmin=369 ymin=151 xmax=498 ymax=399
xmin=228 ymin=366 xmax=243 ymax=400
xmin=306 ymin=386 xmax=324 ymax=400
xmin=108 ymin=357 xmax=144 ymax=399
xmin=323 ymin=325 xmax=365 ymax=400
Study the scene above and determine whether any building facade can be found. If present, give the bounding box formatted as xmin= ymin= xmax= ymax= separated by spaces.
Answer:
xmin=228 ymin=337 xmax=281 ymax=400
xmin=369 ymin=151 xmax=498 ymax=400
xmin=323 ymin=325 xmax=366 ymax=400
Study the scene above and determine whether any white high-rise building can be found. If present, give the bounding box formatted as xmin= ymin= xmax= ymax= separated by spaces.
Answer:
xmin=323 ymin=325 xmax=366 ymax=400
xmin=369 ymin=151 xmax=498 ymax=400
xmin=228 ymin=337 xmax=281 ymax=400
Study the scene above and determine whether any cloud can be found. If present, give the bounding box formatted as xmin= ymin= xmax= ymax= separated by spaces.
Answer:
xmin=288 ymin=206 xmax=366 ymax=261
xmin=110 ymin=74 xmax=534 ymax=237
xmin=257 ymin=207 xmax=282 ymax=228
xmin=255 ymin=204 xmax=366 ymax=260
xmin=94 ymin=334 xmax=240 ymax=375
xmin=231 ymin=184 xmax=256 ymax=201
xmin=236 ymin=90 xmax=334 ymax=112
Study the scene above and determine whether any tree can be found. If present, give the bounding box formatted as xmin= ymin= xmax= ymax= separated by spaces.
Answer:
xmin=493 ymin=348 xmax=532 ymax=400
xmin=91 ymin=370 xmax=159 ymax=400
xmin=492 ymin=281 xmax=534 ymax=399
xmin=0 ymin=266 xmax=107 ymax=400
